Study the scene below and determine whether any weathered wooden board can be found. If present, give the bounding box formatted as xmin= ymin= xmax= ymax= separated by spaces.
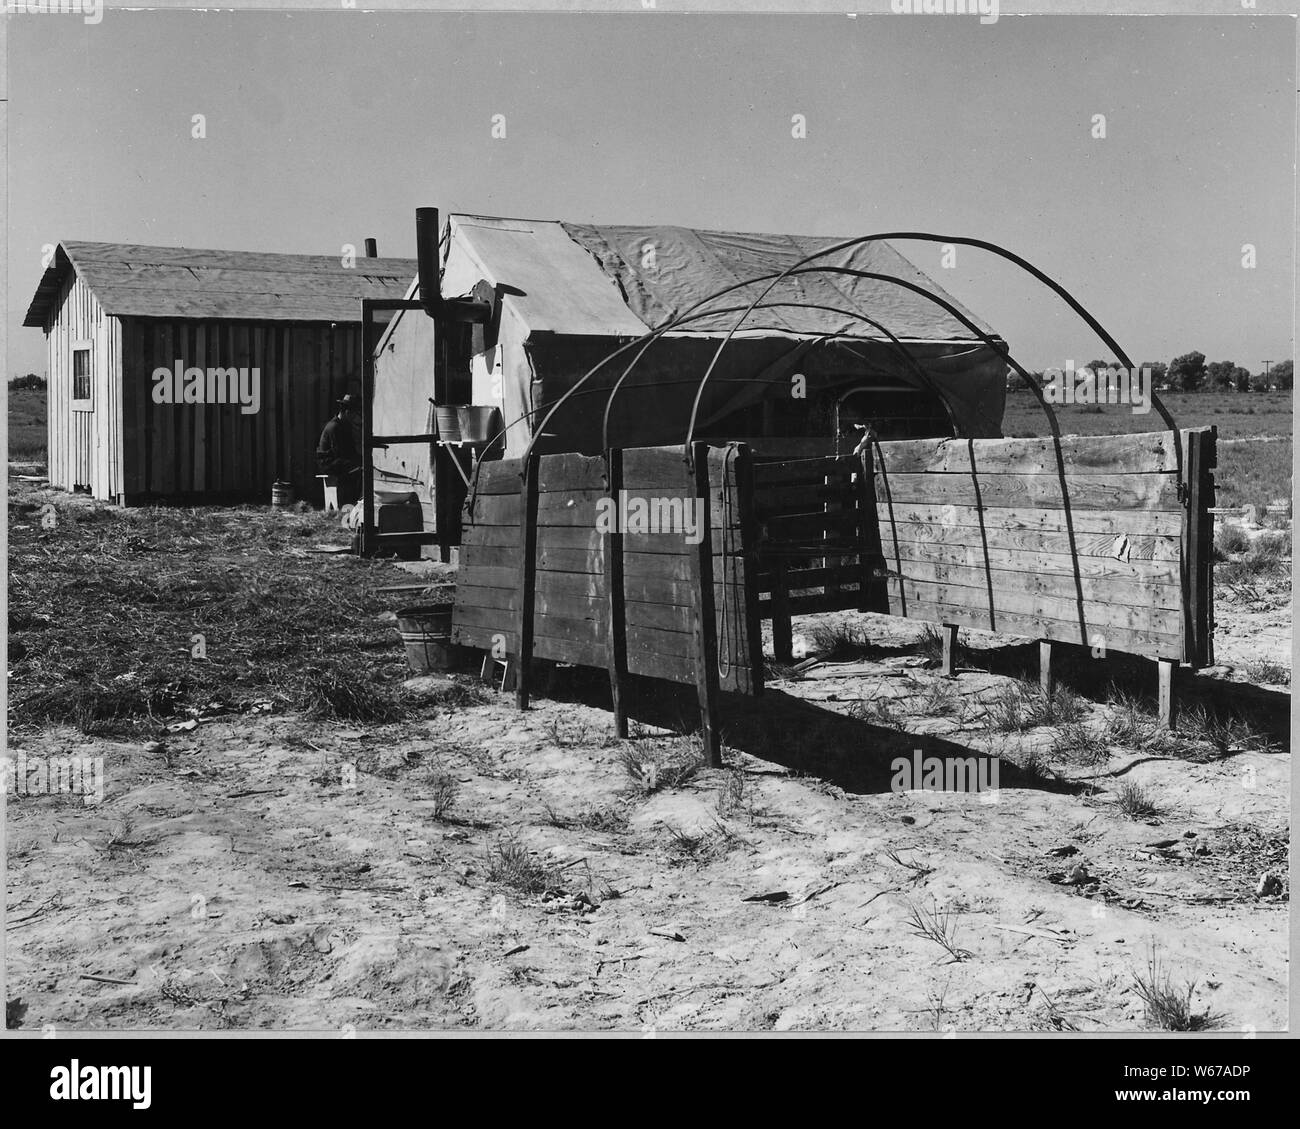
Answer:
xmin=875 ymin=432 xmax=1182 ymax=475
xmin=878 ymin=519 xmax=1180 ymax=563
xmin=876 ymin=470 xmax=1182 ymax=512
xmin=878 ymin=539 xmax=1181 ymax=582
xmin=874 ymin=500 xmax=1184 ymax=538
xmin=869 ymin=430 xmax=1214 ymax=664
xmin=453 ymin=442 xmax=761 ymax=695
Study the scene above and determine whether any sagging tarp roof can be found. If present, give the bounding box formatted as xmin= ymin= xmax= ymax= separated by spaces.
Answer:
xmin=443 ymin=214 xmax=998 ymax=344
xmin=24 ymin=241 xmax=418 ymax=327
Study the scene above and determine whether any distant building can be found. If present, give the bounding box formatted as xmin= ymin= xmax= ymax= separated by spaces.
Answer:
xmin=24 ymin=241 xmax=416 ymax=503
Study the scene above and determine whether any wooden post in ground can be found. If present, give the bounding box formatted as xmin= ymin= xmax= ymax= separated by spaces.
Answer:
xmin=1157 ymin=658 xmax=1178 ymax=730
xmin=1039 ymin=640 xmax=1054 ymax=698
xmin=940 ymin=623 xmax=960 ymax=678
xmin=604 ymin=447 xmax=629 ymax=737
xmin=733 ymin=444 xmax=765 ymax=696
xmin=1180 ymin=427 xmax=1216 ymax=668
xmin=360 ymin=299 xmax=376 ymax=556
xmin=513 ymin=452 xmax=540 ymax=710
xmin=688 ymin=442 xmax=723 ymax=768
xmin=857 ymin=446 xmax=888 ymax=613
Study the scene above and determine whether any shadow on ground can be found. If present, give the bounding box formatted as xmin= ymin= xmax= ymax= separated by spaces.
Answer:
xmin=532 ymin=661 xmax=1078 ymax=797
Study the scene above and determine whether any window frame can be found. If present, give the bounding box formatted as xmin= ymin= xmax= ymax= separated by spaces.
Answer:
xmin=71 ymin=340 xmax=94 ymax=411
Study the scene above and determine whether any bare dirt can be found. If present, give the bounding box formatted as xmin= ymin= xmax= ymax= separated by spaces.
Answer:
xmin=6 ymin=595 xmax=1289 ymax=1032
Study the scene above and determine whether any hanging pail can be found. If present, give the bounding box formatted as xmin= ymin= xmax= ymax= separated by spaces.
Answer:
xmin=395 ymin=604 xmax=462 ymax=674
xmin=435 ymin=406 xmax=462 ymax=444
xmin=271 ymin=480 xmax=295 ymax=507
xmin=457 ymin=405 xmax=500 ymax=445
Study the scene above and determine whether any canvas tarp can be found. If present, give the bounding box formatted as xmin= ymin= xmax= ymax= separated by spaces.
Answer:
xmin=559 ymin=223 xmax=996 ymax=342
xmin=375 ymin=216 xmax=1012 ymax=462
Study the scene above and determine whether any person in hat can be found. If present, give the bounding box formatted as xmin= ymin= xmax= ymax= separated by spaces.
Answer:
xmin=317 ymin=393 xmax=365 ymax=505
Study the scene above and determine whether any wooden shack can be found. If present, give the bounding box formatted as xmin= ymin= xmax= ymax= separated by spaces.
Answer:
xmin=23 ymin=241 xmax=417 ymax=504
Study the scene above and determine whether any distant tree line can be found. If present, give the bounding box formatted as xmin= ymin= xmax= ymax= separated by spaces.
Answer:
xmin=1016 ymin=355 xmax=1293 ymax=393
xmin=8 ymin=373 xmax=47 ymax=391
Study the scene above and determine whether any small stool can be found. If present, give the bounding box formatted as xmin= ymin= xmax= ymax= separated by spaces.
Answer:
xmin=317 ymin=475 xmax=340 ymax=514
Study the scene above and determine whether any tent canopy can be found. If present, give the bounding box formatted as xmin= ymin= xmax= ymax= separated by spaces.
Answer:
xmin=442 ymin=215 xmax=999 ymax=345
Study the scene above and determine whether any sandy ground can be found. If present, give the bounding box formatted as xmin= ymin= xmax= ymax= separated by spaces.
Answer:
xmin=5 ymin=594 xmax=1289 ymax=1033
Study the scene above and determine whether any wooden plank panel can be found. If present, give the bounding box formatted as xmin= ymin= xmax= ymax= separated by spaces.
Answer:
xmin=882 ymin=596 xmax=1183 ymax=660
xmin=874 ymin=432 xmax=1182 ymax=475
xmin=878 ymin=539 xmax=1181 ymax=583
xmin=472 ymin=458 xmax=524 ymax=494
xmin=884 ymin=576 xmax=1183 ymax=639
xmin=884 ymin=558 xmax=1183 ymax=611
xmin=876 ymin=470 xmax=1181 ymax=512
xmin=622 ymin=445 xmax=692 ymax=490
xmin=877 ymin=518 xmax=1181 ymax=563
xmin=534 ymin=635 xmax=608 ymax=667
xmin=470 ymin=524 xmax=602 ymax=551
xmin=624 ymin=600 xmax=693 ymax=633
xmin=461 ymin=544 xmax=523 ymax=571
xmin=626 ymin=624 xmax=695 ymax=662
xmin=537 ymin=451 xmax=607 ymax=494
xmin=622 ymin=551 xmax=693 ymax=582
xmin=875 ymin=501 xmax=1184 ymax=538
xmin=625 ymin=648 xmax=696 ymax=683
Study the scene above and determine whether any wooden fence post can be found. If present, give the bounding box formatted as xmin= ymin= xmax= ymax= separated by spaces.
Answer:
xmin=1039 ymin=640 xmax=1054 ymax=698
xmin=604 ymin=448 xmax=628 ymax=737
xmin=1180 ymin=426 xmax=1216 ymax=668
xmin=940 ymin=623 xmax=959 ymax=678
xmin=1157 ymin=658 xmax=1178 ymax=730
xmin=514 ymin=451 xmax=540 ymax=710
xmin=858 ymin=445 xmax=888 ymax=613
xmin=734 ymin=444 xmax=765 ymax=696
xmin=689 ymin=442 xmax=723 ymax=768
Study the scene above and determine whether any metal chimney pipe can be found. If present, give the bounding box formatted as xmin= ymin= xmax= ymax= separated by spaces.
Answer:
xmin=415 ymin=207 xmax=441 ymax=317
xmin=364 ymin=237 xmax=378 ymax=258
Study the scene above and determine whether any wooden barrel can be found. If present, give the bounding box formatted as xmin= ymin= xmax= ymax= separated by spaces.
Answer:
xmin=271 ymin=480 xmax=295 ymax=507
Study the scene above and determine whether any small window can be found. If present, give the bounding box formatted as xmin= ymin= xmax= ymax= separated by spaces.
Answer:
xmin=72 ymin=346 xmax=92 ymax=408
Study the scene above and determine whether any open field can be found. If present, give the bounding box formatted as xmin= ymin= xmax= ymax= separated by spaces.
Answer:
xmin=5 ymin=387 xmax=47 ymax=462
xmin=1002 ymin=390 xmax=1293 ymax=441
xmin=6 ymin=482 xmax=1289 ymax=1031
xmin=1004 ymin=390 xmax=1292 ymax=511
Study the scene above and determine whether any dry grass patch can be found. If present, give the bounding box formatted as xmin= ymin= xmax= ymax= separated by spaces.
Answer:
xmin=1131 ymin=944 xmax=1226 ymax=1032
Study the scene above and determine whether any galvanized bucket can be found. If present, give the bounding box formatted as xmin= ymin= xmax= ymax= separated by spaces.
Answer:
xmin=434 ymin=406 xmax=462 ymax=444
xmin=395 ymin=604 xmax=460 ymax=674
xmin=457 ymin=405 xmax=500 ymax=444
xmin=271 ymin=480 xmax=295 ymax=507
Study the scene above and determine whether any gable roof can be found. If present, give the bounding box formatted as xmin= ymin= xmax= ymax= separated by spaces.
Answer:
xmin=443 ymin=214 xmax=999 ymax=344
xmin=23 ymin=241 xmax=419 ymax=328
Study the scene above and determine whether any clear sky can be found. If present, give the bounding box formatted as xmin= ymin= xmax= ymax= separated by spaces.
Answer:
xmin=6 ymin=10 xmax=1295 ymax=376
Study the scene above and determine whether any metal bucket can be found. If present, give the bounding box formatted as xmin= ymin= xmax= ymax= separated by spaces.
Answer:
xmin=457 ymin=405 xmax=500 ymax=444
xmin=395 ymin=604 xmax=461 ymax=674
xmin=271 ymin=480 xmax=295 ymax=507
xmin=435 ymin=406 xmax=462 ymax=444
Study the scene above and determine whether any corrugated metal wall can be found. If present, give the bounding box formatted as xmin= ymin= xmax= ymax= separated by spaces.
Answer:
xmin=118 ymin=319 xmax=364 ymax=502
